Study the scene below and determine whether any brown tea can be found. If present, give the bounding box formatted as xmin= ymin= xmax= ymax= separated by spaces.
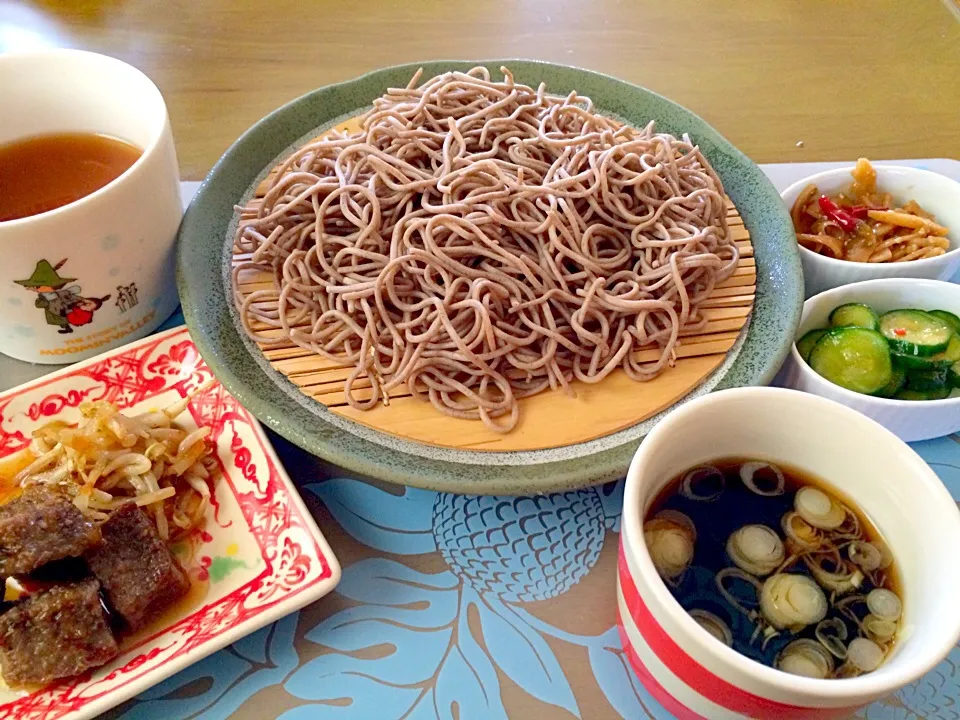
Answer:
xmin=0 ymin=132 xmax=142 ymax=222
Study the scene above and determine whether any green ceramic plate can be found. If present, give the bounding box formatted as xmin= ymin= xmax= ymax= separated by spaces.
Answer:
xmin=177 ymin=59 xmax=802 ymax=495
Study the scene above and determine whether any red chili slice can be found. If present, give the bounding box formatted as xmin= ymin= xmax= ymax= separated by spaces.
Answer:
xmin=818 ymin=195 xmax=859 ymax=233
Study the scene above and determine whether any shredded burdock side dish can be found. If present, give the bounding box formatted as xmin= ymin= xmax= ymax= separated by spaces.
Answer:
xmin=791 ymin=158 xmax=951 ymax=263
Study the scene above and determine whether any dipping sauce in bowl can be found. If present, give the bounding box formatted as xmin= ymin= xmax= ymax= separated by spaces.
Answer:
xmin=617 ymin=386 xmax=960 ymax=718
xmin=645 ymin=458 xmax=901 ymax=680
xmin=0 ymin=132 xmax=142 ymax=222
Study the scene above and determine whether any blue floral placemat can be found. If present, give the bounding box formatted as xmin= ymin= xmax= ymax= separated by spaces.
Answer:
xmin=105 ymin=161 xmax=960 ymax=718
xmin=106 ymin=436 xmax=959 ymax=720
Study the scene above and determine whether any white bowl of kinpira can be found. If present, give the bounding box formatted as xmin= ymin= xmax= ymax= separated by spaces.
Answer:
xmin=781 ymin=163 xmax=960 ymax=298
xmin=777 ymin=278 xmax=960 ymax=442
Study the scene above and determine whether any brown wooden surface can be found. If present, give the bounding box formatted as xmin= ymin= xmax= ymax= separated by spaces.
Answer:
xmin=4 ymin=6 xmax=957 ymax=720
xmin=4 ymin=1 xmax=959 ymax=181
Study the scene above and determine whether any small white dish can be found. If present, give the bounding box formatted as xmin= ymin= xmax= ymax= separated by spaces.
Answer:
xmin=777 ymin=278 xmax=960 ymax=442
xmin=0 ymin=326 xmax=341 ymax=719
xmin=781 ymin=165 xmax=960 ymax=298
xmin=617 ymin=386 xmax=960 ymax=717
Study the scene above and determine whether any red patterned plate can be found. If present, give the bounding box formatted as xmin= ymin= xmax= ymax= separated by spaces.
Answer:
xmin=0 ymin=326 xmax=341 ymax=720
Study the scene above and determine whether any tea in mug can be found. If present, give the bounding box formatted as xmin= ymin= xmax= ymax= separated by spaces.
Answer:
xmin=0 ymin=132 xmax=142 ymax=222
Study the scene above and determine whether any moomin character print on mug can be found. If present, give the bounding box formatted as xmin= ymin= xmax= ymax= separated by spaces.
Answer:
xmin=15 ymin=259 xmax=111 ymax=335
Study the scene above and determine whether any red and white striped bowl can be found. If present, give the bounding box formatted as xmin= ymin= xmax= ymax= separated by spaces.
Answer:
xmin=617 ymin=387 xmax=960 ymax=719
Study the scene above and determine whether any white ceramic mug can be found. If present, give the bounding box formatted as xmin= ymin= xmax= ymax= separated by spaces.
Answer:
xmin=0 ymin=49 xmax=181 ymax=364
xmin=617 ymin=387 xmax=960 ymax=718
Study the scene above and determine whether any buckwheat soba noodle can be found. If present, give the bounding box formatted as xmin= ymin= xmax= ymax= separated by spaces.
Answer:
xmin=233 ymin=67 xmax=739 ymax=432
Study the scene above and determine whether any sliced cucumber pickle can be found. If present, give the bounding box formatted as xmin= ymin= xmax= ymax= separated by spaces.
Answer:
xmin=897 ymin=335 xmax=960 ymax=370
xmin=905 ymin=367 xmax=949 ymax=392
xmin=929 ymin=310 xmax=960 ymax=335
xmin=879 ymin=310 xmax=953 ymax=357
xmin=874 ymin=367 xmax=906 ymax=398
xmin=808 ymin=327 xmax=893 ymax=395
xmin=891 ymin=351 xmax=952 ymax=371
xmin=895 ymin=387 xmax=951 ymax=401
xmin=808 ymin=304 xmax=960 ymax=400
xmin=829 ymin=303 xmax=880 ymax=331
xmin=796 ymin=328 xmax=829 ymax=363
xmin=949 ymin=360 xmax=960 ymax=389
xmin=935 ymin=334 xmax=960 ymax=363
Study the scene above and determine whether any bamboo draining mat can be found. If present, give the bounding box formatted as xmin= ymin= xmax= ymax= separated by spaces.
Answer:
xmin=234 ymin=118 xmax=755 ymax=452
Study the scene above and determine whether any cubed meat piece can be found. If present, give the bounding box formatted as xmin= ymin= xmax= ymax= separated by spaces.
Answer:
xmin=0 ymin=485 xmax=100 ymax=575
xmin=86 ymin=503 xmax=189 ymax=630
xmin=0 ymin=579 xmax=119 ymax=686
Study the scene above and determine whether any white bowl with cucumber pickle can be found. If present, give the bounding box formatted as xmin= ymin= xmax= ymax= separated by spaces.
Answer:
xmin=778 ymin=278 xmax=960 ymax=442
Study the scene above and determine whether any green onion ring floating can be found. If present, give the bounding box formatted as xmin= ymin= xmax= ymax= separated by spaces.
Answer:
xmin=740 ymin=461 xmax=786 ymax=496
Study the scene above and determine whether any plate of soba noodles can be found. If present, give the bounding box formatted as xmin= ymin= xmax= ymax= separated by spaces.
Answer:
xmin=175 ymin=60 xmax=803 ymax=494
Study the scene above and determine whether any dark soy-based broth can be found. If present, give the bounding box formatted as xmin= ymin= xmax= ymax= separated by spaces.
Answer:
xmin=644 ymin=458 xmax=902 ymax=679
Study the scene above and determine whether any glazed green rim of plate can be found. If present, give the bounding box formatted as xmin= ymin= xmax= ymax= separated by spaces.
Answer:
xmin=176 ymin=59 xmax=802 ymax=495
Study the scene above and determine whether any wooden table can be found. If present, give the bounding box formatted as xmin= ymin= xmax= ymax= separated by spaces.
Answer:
xmin=3 ymin=5 xmax=960 ymax=719
xmin=4 ymin=0 xmax=959 ymax=180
